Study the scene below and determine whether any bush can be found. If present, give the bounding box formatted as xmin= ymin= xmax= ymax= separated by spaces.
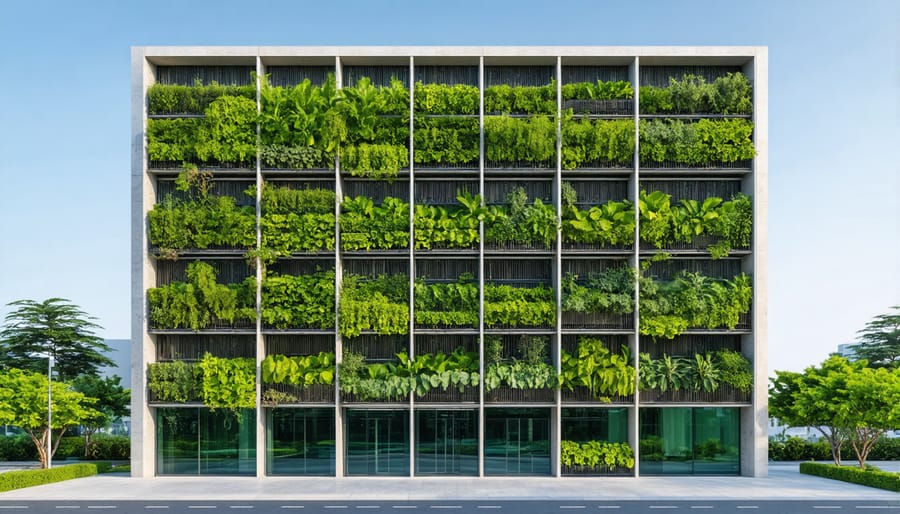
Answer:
xmin=768 ymin=437 xmax=832 ymax=461
xmin=0 ymin=436 xmax=38 ymax=461
xmin=869 ymin=437 xmax=900 ymax=461
xmin=55 ymin=437 xmax=85 ymax=459
xmin=87 ymin=436 xmax=130 ymax=461
xmin=800 ymin=462 xmax=900 ymax=492
xmin=0 ymin=463 xmax=100 ymax=492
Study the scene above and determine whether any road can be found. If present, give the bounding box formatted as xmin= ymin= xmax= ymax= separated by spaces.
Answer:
xmin=0 ymin=501 xmax=897 ymax=513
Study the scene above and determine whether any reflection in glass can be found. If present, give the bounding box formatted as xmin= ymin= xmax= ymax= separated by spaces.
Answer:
xmin=639 ymin=407 xmax=739 ymax=475
xmin=415 ymin=409 xmax=478 ymax=476
xmin=561 ymin=407 xmax=628 ymax=443
xmin=267 ymin=408 xmax=336 ymax=476
xmin=156 ymin=407 xmax=256 ymax=476
xmin=346 ymin=409 xmax=410 ymax=476
xmin=484 ymin=408 xmax=551 ymax=476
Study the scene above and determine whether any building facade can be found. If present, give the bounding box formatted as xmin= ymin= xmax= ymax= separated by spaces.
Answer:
xmin=131 ymin=46 xmax=768 ymax=478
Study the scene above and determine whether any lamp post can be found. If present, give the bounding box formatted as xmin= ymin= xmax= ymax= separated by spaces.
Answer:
xmin=47 ymin=355 xmax=53 ymax=469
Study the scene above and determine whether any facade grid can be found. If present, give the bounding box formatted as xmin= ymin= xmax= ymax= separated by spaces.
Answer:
xmin=131 ymin=46 xmax=768 ymax=479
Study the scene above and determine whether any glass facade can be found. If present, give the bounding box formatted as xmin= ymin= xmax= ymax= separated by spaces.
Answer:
xmin=345 ymin=409 xmax=410 ymax=476
xmin=267 ymin=408 xmax=336 ymax=476
xmin=415 ymin=409 xmax=478 ymax=476
xmin=639 ymin=407 xmax=740 ymax=475
xmin=484 ymin=408 xmax=551 ymax=476
xmin=561 ymin=407 xmax=628 ymax=443
xmin=156 ymin=407 xmax=256 ymax=476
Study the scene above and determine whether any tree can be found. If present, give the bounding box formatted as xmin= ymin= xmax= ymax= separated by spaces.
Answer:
xmin=0 ymin=369 xmax=99 ymax=468
xmin=70 ymin=374 xmax=130 ymax=458
xmin=770 ymin=356 xmax=900 ymax=469
xmin=0 ymin=298 xmax=114 ymax=381
xmin=851 ymin=306 xmax=900 ymax=368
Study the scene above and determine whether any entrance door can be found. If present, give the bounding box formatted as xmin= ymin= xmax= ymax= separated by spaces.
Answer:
xmin=415 ymin=410 xmax=477 ymax=476
xmin=345 ymin=409 xmax=410 ymax=476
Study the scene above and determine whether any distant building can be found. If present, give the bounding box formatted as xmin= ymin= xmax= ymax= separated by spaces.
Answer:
xmin=836 ymin=343 xmax=858 ymax=361
xmin=99 ymin=339 xmax=131 ymax=390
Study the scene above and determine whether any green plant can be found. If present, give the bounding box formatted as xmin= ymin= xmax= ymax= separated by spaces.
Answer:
xmin=484 ymin=115 xmax=557 ymax=164
xmin=414 ymin=275 xmax=479 ymax=327
xmin=339 ymin=274 xmax=409 ymax=337
xmin=260 ymin=184 xmax=336 ymax=254
xmin=398 ymin=347 xmax=481 ymax=396
xmin=561 ymin=268 xmax=635 ymax=315
xmin=414 ymin=82 xmax=479 ymax=114
xmin=639 ymin=353 xmax=692 ymax=392
xmin=560 ymin=440 xmax=635 ymax=470
xmin=561 ymin=117 xmax=635 ymax=168
xmin=483 ymin=283 xmax=556 ymax=327
xmin=484 ymin=82 xmax=556 ymax=114
xmin=483 ymin=336 xmax=559 ymax=391
xmin=340 ymin=196 xmax=409 ymax=250
xmin=717 ymin=349 xmax=753 ymax=392
xmin=339 ymin=77 xmax=410 ymax=178
xmin=0 ymin=463 xmax=104 ymax=493
xmin=414 ymin=192 xmax=486 ymax=249
xmin=147 ymin=118 xmax=201 ymax=162
xmin=562 ymin=80 xmax=633 ymax=101
xmin=414 ymin=117 xmax=479 ymax=166
xmin=485 ymin=187 xmax=558 ymax=249
xmin=639 ymin=118 xmax=756 ymax=165
xmin=561 ymin=187 xmax=635 ymax=246
xmin=147 ymin=261 xmax=256 ymax=330
xmin=338 ymin=350 xmax=414 ymax=402
xmin=148 ymin=80 xmax=256 ymax=115
xmin=261 ymin=352 xmax=335 ymax=386
xmin=195 ymin=95 xmax=258 ymax=164
xmin=259 ymin=74 xmax=343 ymax=161
xmin=147 ymin=360 xmax=201 ymax=403
xmin=639 ymin=73 xmax=752 ymax=115
xmin=691 ymin=353 xmax=721 ymax=392
xmin=560 ymin=337 xmax=635 ymax=401
xmin=261 ymin=270 xmax=336 ymax=329
xmin=800 ymin=462 xmax=900 ymax=493
xmin=196 ymin=353 xmax=256 ymax=410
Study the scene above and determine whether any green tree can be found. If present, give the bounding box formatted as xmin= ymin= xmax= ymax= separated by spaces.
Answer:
xmin=834 ymin=364 xmax=900 ymax=468
xmin=0 ymin=369 xmax=99 ymax=468
xmin=0 ymin=298 xmax=114 ymax=380
xmin=851 ymin=306 xmax=900 ymax=368
xmin=70 ymin=374 xmax=130 ymax=458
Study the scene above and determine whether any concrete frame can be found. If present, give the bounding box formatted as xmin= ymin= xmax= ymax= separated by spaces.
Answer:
xmin=131 ymin=46 xmax=768 ymax=479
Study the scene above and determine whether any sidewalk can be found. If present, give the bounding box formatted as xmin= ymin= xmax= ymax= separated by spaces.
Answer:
xmin=0 ymin=462 xmax=897 ymax=501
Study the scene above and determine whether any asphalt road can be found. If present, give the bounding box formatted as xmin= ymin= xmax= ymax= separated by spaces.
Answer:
xmin=0 ymin=501 xmax=898 ymax=513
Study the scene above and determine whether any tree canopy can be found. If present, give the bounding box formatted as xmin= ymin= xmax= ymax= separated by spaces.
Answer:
xmin=71 ymin=374 xmax=130 ymax=458
xmin=0 ymin=298 xmax=114 ymax=381
xmin=851 ymin=306 xmax=900 ymax=368
xmin=0 ymin=368 xmax=99 ymax=468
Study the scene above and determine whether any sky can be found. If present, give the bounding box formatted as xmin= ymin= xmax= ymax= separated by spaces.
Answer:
xmin=0 ymin=0 xmax=896 ymax=374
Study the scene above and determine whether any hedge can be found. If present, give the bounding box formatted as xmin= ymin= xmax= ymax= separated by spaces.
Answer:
xmin=769 ymin=437 xmax=900 ymax=462
xmin=0 ymin=436 xmax=130 ymax=462
xmin=0 ymin=463 xmax=102 ymax=493
xmin=800 ymin=462 xmax=900 ymax=492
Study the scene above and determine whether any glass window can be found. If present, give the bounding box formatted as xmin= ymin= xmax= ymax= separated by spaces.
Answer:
xmin=484 ymin=408 xmax=551 ymax=476
xmin=415 ymin=409 xmax=478 ymax=476
xmin=345 ymin=409 xmax=410 ymax=476
xmin=639 ymin=407 xmax=740 ymax=475
xmin=561 ymin=407 xmax=628 ymax=443
xmin=267 ymin=408 xmax=336 ymax=476
xmin=157 ymin=407 xmax=256 ymax=476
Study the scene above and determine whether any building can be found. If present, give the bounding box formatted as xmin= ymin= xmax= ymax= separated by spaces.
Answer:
xmin=836 ymin=343 xmax=858 ymax=360
xmin=131 ymin=46 xmax=768 ymax=478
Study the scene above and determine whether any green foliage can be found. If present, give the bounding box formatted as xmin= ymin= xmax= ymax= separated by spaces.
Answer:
xmin=148 ymin=81 xmax=256 ymax=114
xmin=639 ymin=269 xmax=753 ymax=338
xmin=260 ymin=145 xmax=331 ymax=169
xmin=259 ymin=74 xmax=343 ymax=159
xmin=414 ymin=82 xmax=479 ymax=114
xmin=483 ymin=283 xmax=556 ymax=328
xmin=414 ymin=275 xmax=479 ymax=327
xmin=339 ymin=77 xmax=410 ymax=178
xmin=561 ymin=188 xmax=634 ymax=246
xmin=0 ymin=463 xmax=103 ymax=493
xmin=561 ymin=268 xmax=635 ymax=315
xmin=560 ymin=338 xmax=635 ymax=401
xmin=560 ymin=440 xmax=635 ymax=470
xmin=639 ymin=350 xmax=751 ymax=395
xmin=640 ymin=118 xmax=756 ymax=165
xmin=147 ymin=360 xmax=201 ymax=403
xmin=638 ymin=353 xmax=692 ymax=392
xmin=561 ymin=118 xmax=635 ymax=168
xmin=483 ymin=336 xmax=559 ymax=391
xmin=414 ymin=117 xmax=479 ymax=166
xmin=562 ymin=80 xmax=633 ymax=101
xmin=341 ymin=143 xmax=409 ymax=179
xmin=260 ymin=184 xmax=336 ymax=254
xmin=484 ymin=82 xmax=556 ymax=114
xmin=800 ymin=462 xmax=900 ymax=493
xmin=414 ymin=192 xmax=486 ymax=249
xmin=640 ymin=72 xmax=752 ymax=114
xmin=0 ymin=298 xmax=113 ymax=380
xmin=147 ymin=261 xmax=256 ymax=330
xmin=400 ymin=347 xmax=480 ymax=397
xmin=769 ymin=437 xmax=834 ymax=461
xmin=261 ymin=353 xmax=335 ymax=386
xmin=717 ymin=349 xmax=753 ymax=392
xmin=70 ymin=374 xmax=130 ymax=458
xmin=484 ymin=115 xmax=557 ymax=164
xmin=261 ymin=271 xmax=335 ymax=329
xmin=147 ymin=118 xmax=201 ymax=162
xmin=850 ymin=306 xmax=900 ymax=368
xmin=0 ymin=435 xmax=38 ymax=460
xmin=195 ymin=95 xmax=258 ymax=164
xmin=339 ymin=274 xmax=410 ymax=337
xmin=196 ymin=353 xmax=256 ymax=410
xmin=340 ymin=196 xmax=410 ymax=250
xmin=338 ymin=348 xmax=478 ymax=401
xmin=485 ymin=187 xmax=558 ymax=248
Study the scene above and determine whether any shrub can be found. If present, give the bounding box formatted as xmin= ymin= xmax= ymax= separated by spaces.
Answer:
xmin=800 ymin=462 xmax=900 ymax=492
xmin=0 ymin=463 xmax=100 ymax=492
xmin=0 ymin=436 xmax=38 ymax=461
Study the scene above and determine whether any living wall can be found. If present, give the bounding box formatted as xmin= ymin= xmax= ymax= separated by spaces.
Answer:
xmin=147 ymin=353 xmax=256 ymax=409
xmin=560 ymin=440 xmax=635 ymax=471
xmin=147 ymin=261 xmax=255 ymax=330
xmin=638 ymin=350 xmax=752 ymax=395
xmin=259 ymin=184 xmax=336 ymax=255
xmin=560 ymin=337 xmax=635 ymax=401
xmin=485 ymin=187 xmax=557 ymax=249
xmin=484 ymin=336 xmax=558 ymax=391
xmin=414 ymin=275 xmax=479 ymax=328
xmin=339 ymin=274 xmax=409 ymax=337
xmin=640 ymin=72 xmax=752 ymax=115
xmin=561 ymin=267 xmax=635 ymax=317
xmin=261 ymin=270 xmax=335 ymax=329
xmin=340 ymin=196 xmax=409 ymax=251
xmin=413 ymin=192 xmax=485 ymax=250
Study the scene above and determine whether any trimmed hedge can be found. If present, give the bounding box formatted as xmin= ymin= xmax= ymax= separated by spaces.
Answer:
xmin=0 ymin=436 xmax=130 ymax=462
xmin=800 ymin=462 xmax=900 ymax=492
xmin=769 ymin=437 xmax=900 ymax=462
xmin=0 ymin=463 xmax=101 ymax=492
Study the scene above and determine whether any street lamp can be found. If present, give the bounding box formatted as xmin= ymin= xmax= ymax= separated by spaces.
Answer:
xmin=47 ymin=355 xmax=53 ymax=469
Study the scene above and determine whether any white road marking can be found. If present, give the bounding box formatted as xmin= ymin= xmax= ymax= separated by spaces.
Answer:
xmin=477 ymin=507 xmax=501 ymax=510
xmin=814 ymin=508 xmax=842 ymax=510
xmin=0 ymin=508 xmax=28 ymax=510
xmin=229 ymin=508 xmax=253 ymax=510
xmin=597 ymin=508 xmax=621 ymax=510
xmin=145 ymin=508 xmax=170 ymax=510
xmin=54 ymin=508 xmax=80 ymax=510
xmin=188 ymin=508 xmax=217 ymax=510
xmin=356 ymin=508 xmax=380 ymax=510
xmin=690 ymin=508 xmax=714 ymax=510
xmin=649 ymin=508 xmax=678 ymax=510
xmin=430 ymin=508 xmax=462 ymax=510
xmin=392 ymin=507 xmax=418 ymax=510
xmin=736 ymin=507 xmax=759 ymax=510
xmin=560 ymin=508 xmax=585 ymax=510
xmin=87 ymin=508 xmax=116 ymax=510
xmin=325 ymin=508 xmax=349 ymax=510
xmin=280 ymin=508 xmax=305 ymax=510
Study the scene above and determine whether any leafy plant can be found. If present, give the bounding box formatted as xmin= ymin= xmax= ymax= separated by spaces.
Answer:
xmin=485 ymin=187 xmax=558 ymax=249
xmin=339 ymin=274 xmax=409 ymax=337
xmin=194 ymin=95 xmax=258 ymax=164
xmin=717 ymin=349 xmax=753 ymax=392
xmin=640 ymin=72 xmax=752 ymax=115
xmin=561 ymin=268 xmax=635 ymax=315
xmin=398 ymin=347 xmax=480 ymax=396
xmin=147 ymin=118 xmax=201 ymax=162
xmin=414 ymin=117 xmax=479 ymax=166
xmin=639 ymin=118 xmax=756 ymax=165
xmin=147 ymin=361 xmax=201 ymax=403
xmin=261 ymin=270 xmax=335 ymax=329
xmin=259 ymin=184 xmax=336 ymax=254
xmin=414 ymin=192 xmax=486 ymax=249
xmin=259 ymin=74 xmax=343 ymax=159
xmin=196 ymin=353 xmax=256 ymax=410
xmin=484 ymin=115 xmax=557 ymax=165
xmin=148 ymin=80 xmax=256 ymax=115
xmin=639 ymin=353 xmax=692 ymax=392
xmin=339 ymin=77 xmax=410 ymax=178
xmin=414 ymin=82 xmax=479 ymax=114
xmin=483 ymin=283 xmax=556 ymax=328
xmin=338 ymin=350 xmax=413 ymax=402
xmin=340 ymin=196 xmax=409 ymax=250
xmin=560 ymin=440 xmax=635 ymax=470
xmin=562 ymin=80 xmax=633 ymax=101
xmin=560 ymin=337 xmax=635 ymax=401
xmin=261 ymin=353 xmax=335 ymax=386
xmin=147 ymin=261 xmax=256 ymax=330
xmin=561 ymin=117 xmax=635 ymax=168
xmin=484 ymin=82 xmax=556 ymax=114
xmin=561 ymin=187 xmax=635 ymax=246
xmin=414 ymin=274 xmax=479 ymax=327
xmin=483 ymin=336 xmax=559 ymax=391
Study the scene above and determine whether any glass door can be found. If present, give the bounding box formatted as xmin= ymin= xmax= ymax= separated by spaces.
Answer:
xmin=345 ymin=409 xmax=410 ymax=476
xmin=415 ymin=410 xmax=478 ymax=476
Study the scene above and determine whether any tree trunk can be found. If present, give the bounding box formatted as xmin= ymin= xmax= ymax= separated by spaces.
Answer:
xmin=815 ymin=426 xmax=845 ymax=466
xmin=83 ymin=428 xmax=96 ymax=459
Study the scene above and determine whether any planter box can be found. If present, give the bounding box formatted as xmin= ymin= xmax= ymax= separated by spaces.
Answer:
xmin=485 ymin=386 xmax=555 ymax=403
xmin=561 ymin=387 xmax=632 ymax=405
xmin=262 ymin=383 xmax=335 ymax=405
xmin=561 ymin=311 xmax=633 ymax=330
xmin=561 ymin=464 xmax=633 ymax=476
xmin=639 ymin=385 xmax=750 ymax=404
xmin=341 ymin=392 xmax=408 ymax=404
xmin=562 ymin=241 xmax=632 ymax=252
xmin=417 ymin=385 xmax=479 ymax=403
xmin=563 ymin=98 xmax=633 ymax=116
xmin=640 ymin=159 xmax=752 ymax=170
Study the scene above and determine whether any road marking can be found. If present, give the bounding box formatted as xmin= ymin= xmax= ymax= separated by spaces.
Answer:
xmin=229 ymin=508 xmax=253 ymax=510
xmin=55 ymin=508 xmax=80 ymax=510
xmin=597 ymin=508 xmax=621 ymax=510
xmin=325 ymin=508 xmax=349 ymax=510
xmin=430 ymin=508 xmax=462 ymax=510
xmin=145 ymin=508 xmax=170 ymax=510
xmin=357 ymin=508 xmax=380 ymax=510
xmin=690 ymin=508 xmax=714 ymax=510
xmin=649 ymin=508 xmax=678 ymax=510
xmin=188 ymin=508 xmax=217 ymax=510
xmin=88 ymin=508 xmax=116 ymax=510
xmin=392 ymin=507 xmax=417 ymax=510
xmin=0 ymin=508 xmax=28 ymax=510
xmin=281 ymin=508 xmax=305 ymax=510
xmin=477 ymin=507 xmax=501 ymax=510
xmin=814 ymin=508 xmax=842 ymax=510
xmin=736 ymin=508 xmax=759 ymax=510
xmin=560 ymin=508 xmax=585 ymax=510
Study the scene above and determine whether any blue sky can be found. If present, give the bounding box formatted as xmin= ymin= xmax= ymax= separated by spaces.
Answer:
xmin=0 ymin=0 xmax=896 ymax=373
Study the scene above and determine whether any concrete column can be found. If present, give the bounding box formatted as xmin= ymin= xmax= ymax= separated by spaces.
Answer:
xmin=477 ymin=55 xmax=485 ymax=478
xmin=334 ymin=54 xmax=345 ymax=478
xmin=254 ymin=53 xmax=266 ymax=478
xmin=629 ymin=55 xmax=641 ymax=478
xmin=408 ymin=55 xmax=416 ymax=478
xmin=552 ymin=55 xmax=563 ymax=479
